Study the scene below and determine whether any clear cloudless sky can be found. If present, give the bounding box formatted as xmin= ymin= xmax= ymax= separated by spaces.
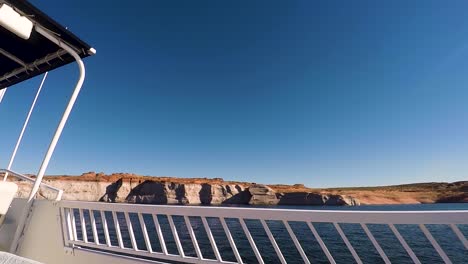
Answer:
xmin=1 ymin=0 xmax=468 ymax=187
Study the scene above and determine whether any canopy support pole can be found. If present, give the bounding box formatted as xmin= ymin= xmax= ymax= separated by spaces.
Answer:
xmin=28 ymin=26 xmax=86 ymax=201
xmin=0 ymin=88 xmax=6 ymax=103
xmin=10 ymin=25 xmax=87 ymax=254
xmin=4 ymin=72 xmax=48 ymax=181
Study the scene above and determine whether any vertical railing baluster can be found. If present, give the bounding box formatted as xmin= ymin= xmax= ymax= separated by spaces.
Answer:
xmin=239 ymin=218 xmax=264 ymax=264
xmin=79 ymin=208 xmax=88 ymax=243
xmin=138 ymin=213 xmax=153 ymax=253
xmin=112 ymin=211 xmax=124 ymax=248
xmin=184 ymin=216 xmax=203 ymax=260
xmin=64 ymin=208 xmax=74 ymax=242
xmin=361 ymin=223 xmax=390 ymax=264
xmin=261 ymin=219 xmax=286 ymax=264
xmin=100 ymin=210 xmax=111 ymax=247
xmin=333 ymin=223 xmax=362 ymax=264
xmin=201 ymin=217 xmax=222 ymax=261
xmin=71 ymin=208 xmax=78 ymax=241
xmin=283 ymin=220 xmax=310 ymax=264
xmin=388 ymin=224 xmax=420 ymax=264
xmin=450 ymin=224 xmax=468 ymax=250
xmin=60 ymin=207 xmax=71 ymax=247
xmin=152 ymin=214 xmax=168 ymax=255
xmin=220 ymin=218 xmax=243 ymax=264
xmin=168 ymin=215 xmax=185 ymax=257
xmin=419 ymin=224 xmax=452 ymax=264
xmin=90 ymin=210 xmax=99 ymax=244
xmin=307 ymin=222 xmax=336 ymax=264
xmin=124 ymin=212 xmax=138 ymax=250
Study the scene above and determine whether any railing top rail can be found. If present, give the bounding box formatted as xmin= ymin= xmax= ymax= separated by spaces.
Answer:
xmin=59 ymin=200 xmax=468 ymax=225
xmin=0 ymin=168 xmax=63 ymax=200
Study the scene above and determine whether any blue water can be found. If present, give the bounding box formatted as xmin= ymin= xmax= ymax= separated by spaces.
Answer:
xmin=222 ymin=203 xmax=468 ymax=211
xmin=75 ymin=203 xmax=468 ymax=263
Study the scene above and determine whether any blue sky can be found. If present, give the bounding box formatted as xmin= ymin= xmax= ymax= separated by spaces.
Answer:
xmin=1 ymin=0 xmax=468 ymax=187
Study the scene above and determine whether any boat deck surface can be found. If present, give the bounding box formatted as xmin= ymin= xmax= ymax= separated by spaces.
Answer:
xmin=0 ymin=252 xmax=42 ymax=264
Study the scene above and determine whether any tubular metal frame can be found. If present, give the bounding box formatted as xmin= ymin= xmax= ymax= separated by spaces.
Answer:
xmin=60 ymin=201 xmax=468 ymax=264
xmin=3 ymin=72 xmax=48 ymax=181
xmin=9 ymin=24 xmax=92 ymax=254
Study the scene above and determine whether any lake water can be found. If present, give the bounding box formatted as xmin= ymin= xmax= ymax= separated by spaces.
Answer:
xmin=75 ymin=203 xmax=468 ymax=263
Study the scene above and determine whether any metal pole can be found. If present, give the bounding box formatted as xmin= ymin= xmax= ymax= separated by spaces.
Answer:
xmin=10 ymin=25 xmax=93 ymax=253
xmin=28 ymin=26 xmax=88 ymax=201
xmin=0 ymin=88 xmax=6 ymax=103
xmin=4 ymin=72 xmax=48 ymax=181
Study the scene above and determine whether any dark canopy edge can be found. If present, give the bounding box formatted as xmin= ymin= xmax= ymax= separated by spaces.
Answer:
xmin=0 ymin=0 xmax=94 ymax=90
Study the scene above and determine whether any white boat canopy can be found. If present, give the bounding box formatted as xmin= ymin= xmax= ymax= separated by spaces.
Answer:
xmin=0 ymin=0 xmax=95 ymax=90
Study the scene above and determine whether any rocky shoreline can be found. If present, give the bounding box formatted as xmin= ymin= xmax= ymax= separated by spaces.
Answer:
xmin=11 ymin=172 xmax=466 ymax=205
xmin=118 ymin=180 xmax=359 ymax=206
xmin=12 ymin=175 xmax=360 ymax=206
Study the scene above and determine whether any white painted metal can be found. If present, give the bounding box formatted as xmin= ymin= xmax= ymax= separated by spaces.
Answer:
xmin=168 ymin=215 xmax=185 ymax=257
xmin=70 ymin=240 xmax=236 ymax=264
xmin=388 ymin=224 xmax=420 ymax=264
xmin=5 ymin=199 xmax=181 ymax=264
xmin=201 ymin=217 xmax=222 ymax=261
xmin=239 ymin=218 xmax=264 ymax=264
xmin=220 ymin=218 xmax=243 ymax=264
xmin=0 ymin=169 xmax=63 ymax=200
xmin=60 ymin=207 xmax=70 ymax=246
xmin=64 ymin=208 xmax=74 ymax=241
xmin=9 ymin=23 xmax=88 ymax=253
xmin=112 ymin=211 xmax=124 ymax=248
xmin=361 ymin=223 xmax=390 ymax=264
xmin=419 ymin=224 xmax=452 ymax=264
xmin=79 ymin=209 xmax=88 ymax=243
xmin=58 ymin=201 xmax=468 ymax=224
xmin=124 ymin=212 xmax=138 ymax=250
xmin=283 ymin=220 xmax=310 ymax=264
xmin=28 ymin=26 xmax=86 ymax=202
xmin=100 ymin=211 xmax=111 ymax=247
xmin=3 ymin=72 xmax=48 ymax=181
xmin=333 ymin=222 xmax=362 ymax=264
xmin=138 ymin=213 xmax=154 ymax=253
xmin=153 ymin=214 xmax=168 ymax=255
xmin=0 ymin=88 xmax=6 ymax=103
xmin=90 ymin=210 xmax=99 ymax=244
xmin=184 ymin=216 xmax=203 ymax=259
xmin=307 ymin=222 xmax=336 ymax=264
xmin=450 ymin=224 xmax=468 ymax=250
xmin=71 ymin=209 xmax=78 ymax=243
xmin=57 ymin=201 xmax=468 ymax=264
xmin=260 ymin=219 xmax=286 ymax=264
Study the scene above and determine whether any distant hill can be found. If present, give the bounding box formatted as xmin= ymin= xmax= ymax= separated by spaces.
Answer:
xmin=318 ymin=181 xmax=468 ymax=204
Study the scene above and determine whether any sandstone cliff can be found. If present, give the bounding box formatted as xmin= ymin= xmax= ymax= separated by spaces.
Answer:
xmin=10 ymin=173 xmax=360 ymax=206
xmin=9 ymin=172 xmax=466 ymax=205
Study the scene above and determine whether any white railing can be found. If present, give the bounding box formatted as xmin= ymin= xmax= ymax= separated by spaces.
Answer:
xmin=59 ymin=201 xmax=468 ymax=264
xmin=0 ymin=169 xmax=63 ymax=201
